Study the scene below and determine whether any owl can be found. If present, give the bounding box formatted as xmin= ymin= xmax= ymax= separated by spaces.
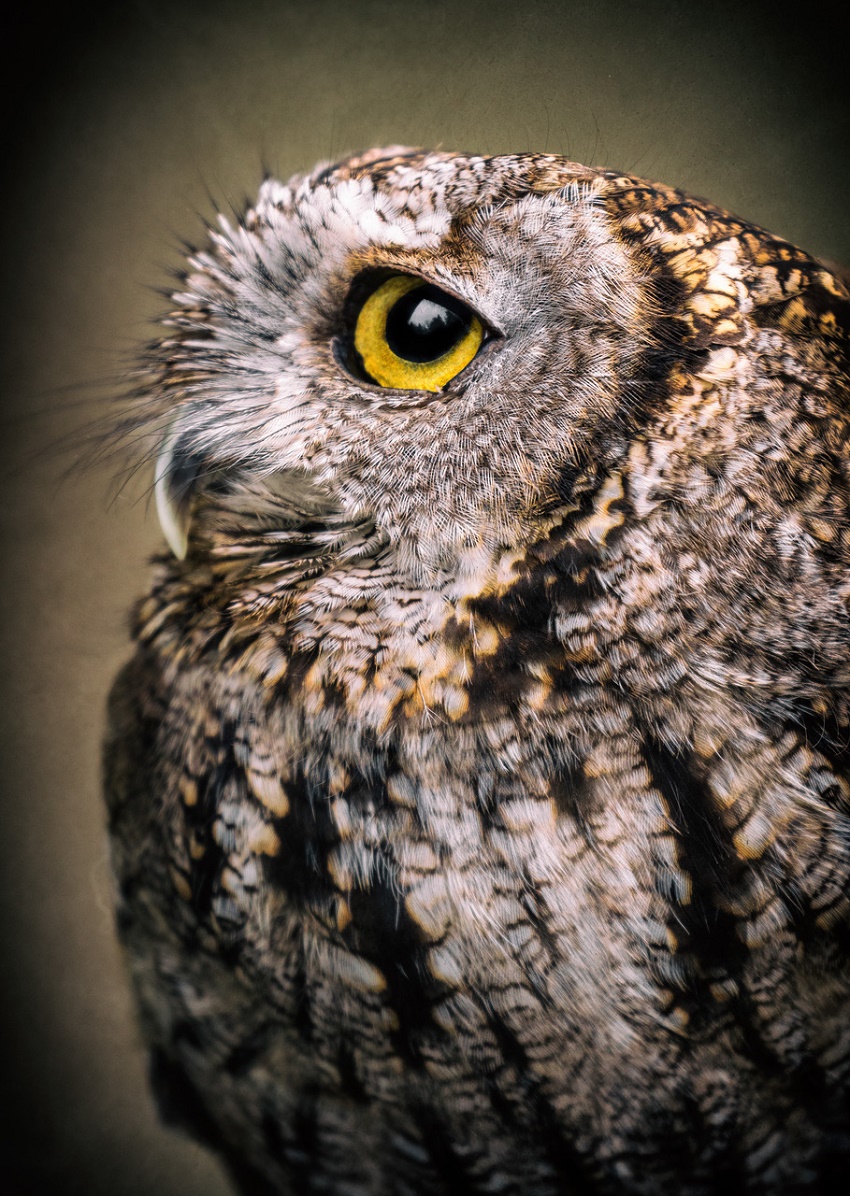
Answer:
xmin=104 ymin=148 xmax=850 ymax=1195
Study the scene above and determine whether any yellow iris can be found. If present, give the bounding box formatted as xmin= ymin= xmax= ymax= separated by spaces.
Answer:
xmin=353 ymin=275 xmax=484 ymax=391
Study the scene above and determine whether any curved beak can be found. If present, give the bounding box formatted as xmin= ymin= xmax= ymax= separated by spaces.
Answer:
xmin=154 ymin=426 xmax=205 ymax=559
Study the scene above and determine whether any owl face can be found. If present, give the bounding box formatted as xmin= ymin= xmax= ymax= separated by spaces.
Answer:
xmin=152 ymin=150 xmax=656 ymax=580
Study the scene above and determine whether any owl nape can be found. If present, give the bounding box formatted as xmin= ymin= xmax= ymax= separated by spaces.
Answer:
xmin=105 ymin=148 xmax=850 ymax=1195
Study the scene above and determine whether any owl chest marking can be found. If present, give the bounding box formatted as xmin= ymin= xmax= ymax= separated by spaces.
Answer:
xmin=150 ymin=454 xmax=850 ymax=1064
xmin=157 ymin=481 xmax=694 ymax=1040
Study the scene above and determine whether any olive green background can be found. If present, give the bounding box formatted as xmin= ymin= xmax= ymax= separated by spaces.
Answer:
xmin=1 ymin=2 xmax=847 ymax=1192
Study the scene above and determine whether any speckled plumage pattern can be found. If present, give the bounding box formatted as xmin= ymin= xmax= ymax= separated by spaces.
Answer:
xmin=105 ymin=148 xmax=850 ymax=1194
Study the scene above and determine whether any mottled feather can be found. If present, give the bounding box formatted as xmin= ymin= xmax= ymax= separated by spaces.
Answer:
xmin=105 ymin=149 xmax=850 ymax=1194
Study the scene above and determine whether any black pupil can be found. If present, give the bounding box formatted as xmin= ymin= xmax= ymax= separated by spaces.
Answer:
xmin=385 ymin=284 xmax=472 ymax=363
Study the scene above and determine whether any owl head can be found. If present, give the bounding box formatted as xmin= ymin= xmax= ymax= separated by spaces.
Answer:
xmin=147 ymin=148 xmax=662 ymax=584
xmin=141 ymin=143 xmax=849 ymax=635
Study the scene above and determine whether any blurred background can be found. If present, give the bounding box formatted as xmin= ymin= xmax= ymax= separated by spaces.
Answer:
xmin=1 ymin=1 xmax=847 ymax=1192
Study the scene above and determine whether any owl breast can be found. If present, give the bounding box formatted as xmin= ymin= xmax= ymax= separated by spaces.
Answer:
xmin=106 ymin=148 xmax=850 ymax=1195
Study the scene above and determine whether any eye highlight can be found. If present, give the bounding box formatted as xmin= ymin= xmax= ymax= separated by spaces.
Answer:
xmin=353 ymin=275 xmax=484 ymax=391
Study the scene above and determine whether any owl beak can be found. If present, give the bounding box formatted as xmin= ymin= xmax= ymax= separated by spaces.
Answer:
xmin=154 ymin=426 xmax=202 ymax=560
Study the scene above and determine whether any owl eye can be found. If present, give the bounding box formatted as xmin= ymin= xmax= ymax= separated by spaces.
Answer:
xmin=352 ymin=275 xmax=485 ymax=391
